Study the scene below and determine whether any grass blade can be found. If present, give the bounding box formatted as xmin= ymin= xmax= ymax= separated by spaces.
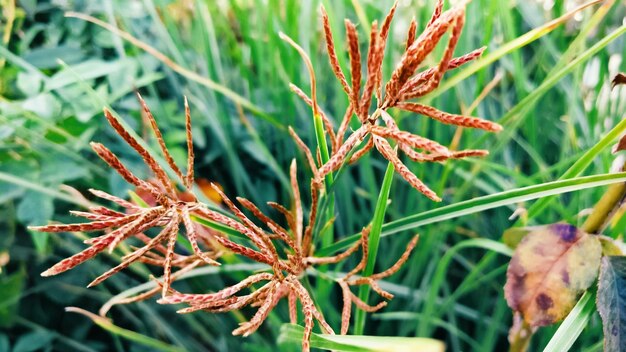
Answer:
xmin=353 ymin=161 xmax=395 ymax=335
xmin=318 ymin=172 xmax=626 ymax=256
xmin=278 ymin=324 xmax=444 ymax=352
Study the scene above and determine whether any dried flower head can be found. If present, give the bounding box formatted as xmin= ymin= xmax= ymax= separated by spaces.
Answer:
xmin=30 ymin=95 xmax=221 ymax=295
xmin=290 ymin=0 xmax=503 ymax=201
xmin=157 ymin=157 xmax=420 ymax=351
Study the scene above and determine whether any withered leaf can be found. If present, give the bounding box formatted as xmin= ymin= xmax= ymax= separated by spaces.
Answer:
xmin=597 ymin=256 xmax=626 ymax=351
xmin=612 ymin=73 xmax=626 ymax=89
xmin=504 ymin=224 xmax=601 ymax=326
xmin=612 ymin=134 xmax=626 ymax=154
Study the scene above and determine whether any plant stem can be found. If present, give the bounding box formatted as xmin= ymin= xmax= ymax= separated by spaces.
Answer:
xmin=353 ymin=160 xmax=395 ymax=335
xmin=313 ymin=112 xmax=335 ymax=246
xmin=581 ymin=177 xmax=626 ymax=234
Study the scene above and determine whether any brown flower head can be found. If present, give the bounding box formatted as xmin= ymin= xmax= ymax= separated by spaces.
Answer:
xmin=291 ymin=0 xmax=502 ymax=201
xmin=30 ymin=95 xmax=221 ymax=295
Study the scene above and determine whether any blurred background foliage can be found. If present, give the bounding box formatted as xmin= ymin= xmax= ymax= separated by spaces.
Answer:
xmin=0 ymin=0 xmax=625 ymax=351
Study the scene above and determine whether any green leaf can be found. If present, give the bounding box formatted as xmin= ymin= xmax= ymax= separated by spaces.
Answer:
xmin=17 ymin=191 xmax=54 ymax=253
xmin=318 ymin=172 xmax=626 ymax=256
xmin=16 ymin=71 xmax=42 ymax=96
xmin=597 ymin=256 xmax=626 ymax=351
xmin=0 ymin=269 xmax=26 ymax=328
xmin=13 ymin=330 xmax=55 ymax=352
xmin=354 ymin=161 xmax=394 ymax=335
xmin=65 ymin=307 xmax=184 ymax=352
xmin=504 ymin=224 xmax=601 ymax=326
xmin=278 ymin=324 xmax=445 ymax=352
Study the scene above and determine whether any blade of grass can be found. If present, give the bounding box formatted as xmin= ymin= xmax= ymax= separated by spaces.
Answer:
xmin=278 ymin=324 xmax=444 ymax=352
xmin=0 ymin=171 xmax=93 ymax=208
xmin=65 ymin=307 xmax=185 ymax=352
xmin=317 ymin=172 xmax=626 ymax=256
xmin=353 ymin=161 xmax=395 ymax=335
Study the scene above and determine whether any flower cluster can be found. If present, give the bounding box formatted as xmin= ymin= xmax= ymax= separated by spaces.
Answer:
xmin=290 ymin=0 xmax=501 ymax=201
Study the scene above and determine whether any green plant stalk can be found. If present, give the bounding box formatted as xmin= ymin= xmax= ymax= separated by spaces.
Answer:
xmin=314 ymin=112 xmax=335 ymax=244
xmin=581 ymin=181 xmax=626 ymax=234
xmin=313 ymin=111 xmax=337 ymax=313
xmin=353 ymin=161 xmax=395 ymax=335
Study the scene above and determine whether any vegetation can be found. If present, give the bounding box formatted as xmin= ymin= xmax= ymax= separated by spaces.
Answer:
xmin=1 ymin=0 xmax=625 ymax=351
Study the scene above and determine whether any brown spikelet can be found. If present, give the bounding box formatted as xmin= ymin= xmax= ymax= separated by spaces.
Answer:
xmin=345 ymin=19 xmax=362 ymax=111
xmin=335 ymin=104 xmax=354 ymax=147
xmin=318 ymin=126 xmax=368 ymax=179
xmin=90 ymin=143 xmax=159 ymax=195
xmin=374 ymin=137 xmax=440 ymax=201
xmin=288 ymin=290 xmax=298 ymax=323
xmin=161 ymin=213 xmax=180 ymax=297
xmin=232 ymin=284 xmax=277 ymax=337
xmin=237 ymin=197 xmax=290 ymax=238
xmin=267 ymin=201 xmax=296 ymax=234
xmin=184 ymin=96 xmax=195 ymax=188
xmin=369 ymin=234 xmax=419 ymax=280
xmin=427 ymin=0 xmax=445 ymax=28
xmin=405 ymin=18 xmax=417 ymax=51
xmin=305 ymin=239 xmax=361 ymax=265
xmin=181 ymin=207 xmax=220 ymax=266
xmin=358 ymin=21 xmax=379 ymax=120
xmin=384 ymin=5 xmax=464 ymax=106
xmin=103 ymin=109 xmax=176 ymax=196
xmin=88 ymin=189 xmax=139 ymax=210
xmin=349 ymin=291 xmax=387 ymax=312
xmin=339 ymin=280 xmax=353 ymax=335
xmin=349 ymin=137 xmax=374 ymax=164
xmin=373 ymin=1 xmax=397 ymax=101
xmin=88 ymin=216 xmax=179 ymax=288
xmin=371 ymin=126 xmax=451 ymax=155
xmin=399 ymin=47 xmax=485 ymax=100
xmin=405 ymin=13 xmax=465 ymax=98
xmin=159 ymin=272 xmax=273 ymax=305
xmin=29 ymin=212 xmax=143 ymax=233
xmin=321 ymin=5 xmax=350 ymax=96
xmin=396 ymin=103 xmax=502 ymax=132
xmin=288 ymin=127 xmax=319 ymax=176
xmin=138 ymin=93 xmax=185 ymax=185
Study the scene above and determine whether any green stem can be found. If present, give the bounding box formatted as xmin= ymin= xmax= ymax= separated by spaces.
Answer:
xmin=313 ymin=112 xmax=334 ymax=246
xmin=353 ymin=160 xmax=395 ymax=335
xmin=581 ymin=181 xmax=626 ymax=234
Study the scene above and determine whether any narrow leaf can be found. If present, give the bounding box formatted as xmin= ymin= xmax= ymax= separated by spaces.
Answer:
xmin=278 ymin=324 xmax=444 ymax=352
